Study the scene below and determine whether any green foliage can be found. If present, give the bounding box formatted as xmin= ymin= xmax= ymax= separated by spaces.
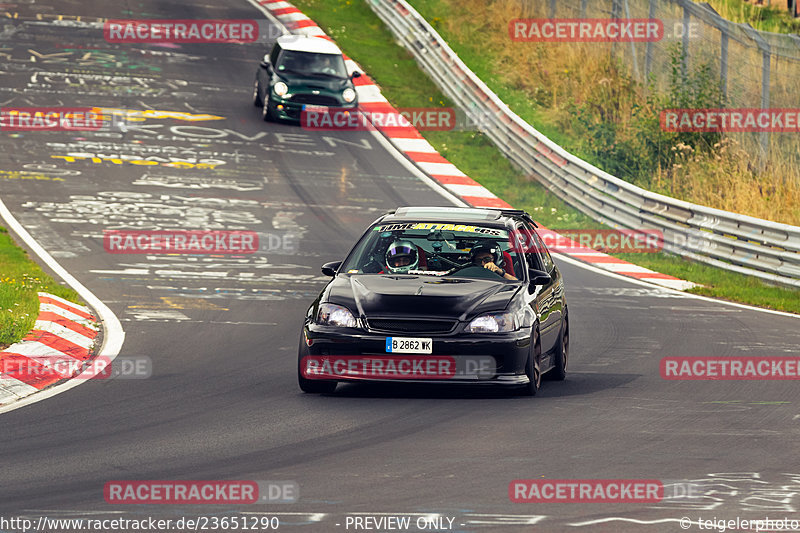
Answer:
xmin=567 ymin=45 xmax=726 ymax=187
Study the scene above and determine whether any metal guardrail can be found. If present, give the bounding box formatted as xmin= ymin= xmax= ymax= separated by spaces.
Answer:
xmin=368 ymin=0 xmax=800 ymax=289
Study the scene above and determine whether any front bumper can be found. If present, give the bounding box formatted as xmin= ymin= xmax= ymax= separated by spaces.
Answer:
xmin=299 ymin=324 xmax=532 ymax=386
xmin=269 ymin=95 xmax=358 ymax=121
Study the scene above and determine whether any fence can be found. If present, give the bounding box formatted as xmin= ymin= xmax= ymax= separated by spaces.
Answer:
xmin=369 ymin=0 xmax=800 ymax=288
xmin=520 ymin=0 xmax=800 ymax=171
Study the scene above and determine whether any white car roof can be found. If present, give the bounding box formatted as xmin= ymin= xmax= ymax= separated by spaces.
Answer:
xmin=277 ymin=35 xmax=343 ymax=55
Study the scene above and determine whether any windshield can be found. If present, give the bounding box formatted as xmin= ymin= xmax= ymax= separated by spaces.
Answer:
xmin=276 ymin=50 xmax=348 ymax=78
xmin=340 ymin=222 xmax=522 ymax=281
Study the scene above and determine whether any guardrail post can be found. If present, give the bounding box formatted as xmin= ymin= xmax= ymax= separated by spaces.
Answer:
xmin=549 ymin=0 xmax=556 ymax=19
xmin=580 ymin=0 xmax=588 ymax=18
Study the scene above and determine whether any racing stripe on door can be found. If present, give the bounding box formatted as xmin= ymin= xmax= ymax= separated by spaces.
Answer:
xmin=257 ymin=0 xmax=695 ymax=291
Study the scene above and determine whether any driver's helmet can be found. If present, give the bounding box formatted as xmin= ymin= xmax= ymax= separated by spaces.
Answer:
xmin=470 ymin=243 xmax=502 ymax=266
xmin=385 ymin=240 xmax=419 ymax=273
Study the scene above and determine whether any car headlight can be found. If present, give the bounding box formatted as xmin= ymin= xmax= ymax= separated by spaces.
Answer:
xmin=316 ymin=303 xmax=358 ymax=328
xmin=273 ymin=81 xmax=288 ymax=97
xmin=342 ymin=88 xmax=356 ymax=103
xmin=466 ymin=312 xmax=517 ymax=333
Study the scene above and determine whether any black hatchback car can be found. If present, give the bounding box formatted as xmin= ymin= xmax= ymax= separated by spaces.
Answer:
xmin=253 ymin=34 xmax=359 ymax=122
xmin=298 ymin=207 xmax=569 ymax=395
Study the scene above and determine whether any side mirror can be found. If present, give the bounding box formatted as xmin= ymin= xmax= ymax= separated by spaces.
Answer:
xmin=321 ymin=261 xmax=342 ymax=277
xmin=528 ymin=268 xmax=551 ymax=286
xmin=351 ymin=71 xmax=362 ymax=79
xmin=260 ymin=54 xmax=272 ymax=70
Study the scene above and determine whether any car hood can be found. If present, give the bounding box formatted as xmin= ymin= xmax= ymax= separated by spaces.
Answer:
xmin=276 ymin=73 xmax=351 ymax=92
xmin=324 ymin=275 xmax=520 ymax=320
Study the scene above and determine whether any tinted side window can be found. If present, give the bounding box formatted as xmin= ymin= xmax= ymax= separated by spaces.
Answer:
xmin=269 ymin=44 xmax=281 ymax=66
xmin=517 ymin=223 xmax=542 ymax=273
xmin=524 ymin=222 xmax=554 ymax=273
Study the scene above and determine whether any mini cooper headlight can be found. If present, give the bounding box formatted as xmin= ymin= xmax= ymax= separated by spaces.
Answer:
xmin=466 ymin=312 xmax=517 ymax=333
xmin=316 ymin=303 xmax=358 ymax=328
xmin=342 ymin=88 xmax=356 ymax=103
xmin=273 ymin=81 xmax=289 ymax=97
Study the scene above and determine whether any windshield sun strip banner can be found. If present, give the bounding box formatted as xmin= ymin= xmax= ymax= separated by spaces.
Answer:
xmin=373 ymin=223 xmax=504 ymax=236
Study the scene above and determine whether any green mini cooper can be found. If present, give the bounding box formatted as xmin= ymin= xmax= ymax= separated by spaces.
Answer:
xmin=253 ymin=35 xmax=360 ymax=122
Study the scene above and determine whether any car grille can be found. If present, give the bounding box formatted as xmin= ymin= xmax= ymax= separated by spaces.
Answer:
xmin=367 ymin=319 xmax=456 ymax=334
xmin=290 ymin=94 xmax=340 ymax=106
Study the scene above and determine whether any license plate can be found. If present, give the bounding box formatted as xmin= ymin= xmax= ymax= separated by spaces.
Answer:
xmin=302 ymin=104 xmax=328 ymax=113
xmin=386 ymin=337 xmax=432 ymax=354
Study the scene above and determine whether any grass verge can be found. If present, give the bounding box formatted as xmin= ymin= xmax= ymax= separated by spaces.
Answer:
xmin=0 ymin=225 xmax=81 ymax=348
xmin=288 ymin=0 xmax=800 ymax=314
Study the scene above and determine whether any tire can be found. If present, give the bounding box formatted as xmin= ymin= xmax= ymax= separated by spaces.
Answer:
xmin=298 ymin=372 xmax=337 ymax=394
xmin=261 ymin=97 xmax=275 ymax=122
xmin=297 ymin=334 xmax=337 ymax=394
xmin=545 ymin=312 xmax=568 ymax=381
xmin=252 ymin=80 xmax=262 ymax=107
xmin=520 ymin=329 xmax=542 ymax=396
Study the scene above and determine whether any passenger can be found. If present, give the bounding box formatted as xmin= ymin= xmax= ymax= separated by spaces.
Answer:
xmin=470 ymin=244 xmax=517 ymax=280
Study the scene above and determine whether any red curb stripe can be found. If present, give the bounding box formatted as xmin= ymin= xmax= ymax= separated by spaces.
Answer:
xmin=36 ymin=312 xmax=98 ymax=340
xmin=353 ymin=75 xmax=375 ymax=86
xmin=271 ymin=7 xmax=301 ymax=16
xmin=463 ymin=197 xmax=512 ymax=209
xmin=571 ymin=255 xmax=628 ymax=264
xmin=624 ymin=272 xmax=680 ymax=280
xmin=22 ymin=330 xmax=90 ymax=361
xmin=380 ymin=127 xmax=424 ymax=139
xmin=0 ymin=353 xmax=60 ymax=389
xmin=430 ymin=175 xmax=480 ymax=186
xmin=37 ymin=296 xmax=94 ymax=321
xmin=359 ymin=102 xmax=397 ymax=113
xmin=289 ymin=19 xmax=318 ymax=29
xmin=406 ymin=152 xmax=450 ymax=164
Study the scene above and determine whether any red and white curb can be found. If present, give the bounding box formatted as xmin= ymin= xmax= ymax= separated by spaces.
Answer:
xmin=256 ymin=0 xmax=695 ymax=292
xmin=0 ymin=292 xmax=99 ymax=406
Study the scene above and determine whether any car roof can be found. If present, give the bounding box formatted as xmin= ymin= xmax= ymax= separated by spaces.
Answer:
xmin=376 ymin=206 xmax=535 ymax=227
xmin=276 ymin=35 xmax=343 ymax=55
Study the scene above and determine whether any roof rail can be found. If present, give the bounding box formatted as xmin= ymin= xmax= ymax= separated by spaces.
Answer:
xmin=498 ymin=209 xmax=538 ymax=227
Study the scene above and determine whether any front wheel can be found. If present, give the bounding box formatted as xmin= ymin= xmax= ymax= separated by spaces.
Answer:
xmin=297 ymin=356 xmax=337 ymax=393
xmin=298 ymin=373 xmax=337 ymax=394
xmin=545 ymin=312 xmax=568 ymax=381
xmin=261 ymin=97 xmax=275 ymax=122
xmin=252 ymin=79 xmax=262 ymax=107
xmin=297 ymin=332 xmax=337 ymax=393
xmin=520 ymin=329 xmax=541 ymax=396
